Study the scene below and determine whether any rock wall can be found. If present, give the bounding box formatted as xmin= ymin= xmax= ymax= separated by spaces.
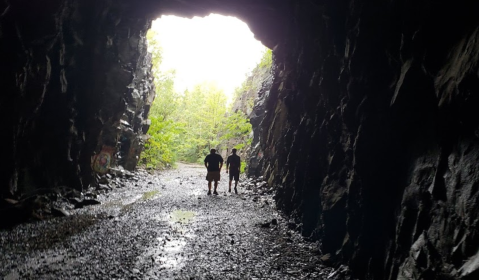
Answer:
xmin=248 ymin=66 xmax=274 ymax=178
xmin=254 ymin=0 xmax=479 ymax=279
xmin=2 ymin=0 xmax=479 ymax=279
xmin=224 ymin=57 xmax=272 ymax=161
xmin=0 ymin=0 xmax=154 ymax=196
xmin=0 ymin=0 xmax=284 ymax=196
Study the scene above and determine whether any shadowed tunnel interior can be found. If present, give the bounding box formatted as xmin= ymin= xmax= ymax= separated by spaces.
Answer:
xmin=2 ymin=0 xmax=479 ymax=279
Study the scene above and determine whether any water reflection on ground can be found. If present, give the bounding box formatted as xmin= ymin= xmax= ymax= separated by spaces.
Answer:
xmin=0 ymin=163 xmax=351 ymax=279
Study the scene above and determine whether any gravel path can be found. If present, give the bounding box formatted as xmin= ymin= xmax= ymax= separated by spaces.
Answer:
xmin=0 ymin=163 xmax=349 ymax=280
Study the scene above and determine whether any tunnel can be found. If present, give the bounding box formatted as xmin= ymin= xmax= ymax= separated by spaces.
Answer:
xmin=2 ymin=0 xmax=479 ymax=279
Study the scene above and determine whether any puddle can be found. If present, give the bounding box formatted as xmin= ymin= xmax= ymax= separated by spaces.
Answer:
xmin=142 ymin=190 xmax=160 ymax=200
xmin=158 ymin=210 xmax=196 ymax=269
xmin=102 ymin=200 xmax=123 ymax=208
xmin=170 ymin=210 xmax=195 ymax=225
xmin=141 ymin=210 xmax=197 ymax=274
xmin=150 ymin=210 xmax=196 ymax=230
xmin=120 ymin=203 xmax=134 ymax=213
xmin=105 ymin=191 xmax=158 ymax=214
xmin=155 ymin=237 xmax=187 ymax=269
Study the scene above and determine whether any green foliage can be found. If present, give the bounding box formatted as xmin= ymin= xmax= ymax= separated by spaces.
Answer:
xmin=175 ymin=82 xmax=228 ymax=163
xmin=240 ymin=162 xmax=247 ymax=173
xmin=221 ymin=112 xmax=252 ymax=141
xmin=258 ymin=48 xmax=272 ymax=69
xmin=232 ymin=47 xmax=272 ymax=102
xmin=149 ymin=70 xmax=179 ymax=121
xmin=143 ymin=83 xmax=184 ymax=168
xmin=218 ymin=111 xmax=252 ymax=170
xmin=234 ymin=143 xmax=245 ymax=150
xmin=141 ymin=32 xmax=272 ymax=170
xmin=141 ymin=30 xmax=181 ymax=168
xmin=140 ymin=116 xmax=180 ymax=168
xmin=146 ymin=29 xmax=163 ymax=78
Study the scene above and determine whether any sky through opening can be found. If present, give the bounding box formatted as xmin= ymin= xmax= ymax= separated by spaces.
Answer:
xmin=150 ymin=14 xmax=267 ymax=101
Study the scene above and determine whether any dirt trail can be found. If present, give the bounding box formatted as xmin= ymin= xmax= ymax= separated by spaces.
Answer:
xmin=0 ymin=164 xmax=349 ymax=279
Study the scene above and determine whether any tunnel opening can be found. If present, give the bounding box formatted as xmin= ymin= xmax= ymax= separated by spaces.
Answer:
xmin=2 ymin=0 xmax=479 ymax=279
xmin=0 ymin=0 xmax=285 ymax=198
xmin=139 ymin=14 xmax=271 ymax=170
xmin=0 ymin=0 xmax=283 ymax=230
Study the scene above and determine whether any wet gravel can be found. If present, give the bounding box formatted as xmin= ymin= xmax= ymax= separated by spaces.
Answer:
xmin=0 ymin=163 xmax=351 ymax=279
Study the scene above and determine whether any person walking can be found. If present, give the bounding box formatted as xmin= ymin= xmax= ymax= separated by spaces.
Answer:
xmin=204 ymin=149 xmax=224 ymax=195
xmin=226 ymin=148 xmax=241 ymax=194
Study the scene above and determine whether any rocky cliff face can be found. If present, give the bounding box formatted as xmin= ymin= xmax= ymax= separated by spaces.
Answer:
xmin=255 ymin=1 xmax=479 ymax=279
xmin=2 ymin=0 xmax=479 ymax=279
xmin=225 ymin=57 xmax=272 ymax=162
xmin=0 ymin=0 xmax=154 ymax=195
xmin=248 ymin=65 xmax=274 ymax=178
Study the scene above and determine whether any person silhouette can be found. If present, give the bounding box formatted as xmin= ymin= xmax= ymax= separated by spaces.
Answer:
xmin=226 ymin=148 xmax=241 ymax=194
xmin=204 ymin=149 xmax=224 ymax=195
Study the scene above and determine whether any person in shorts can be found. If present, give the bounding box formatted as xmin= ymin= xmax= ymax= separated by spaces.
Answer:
xmin=226 ymin=148 xmax=241 ymax=194
xmin=204 ymin=149 xmax=224 ymax=195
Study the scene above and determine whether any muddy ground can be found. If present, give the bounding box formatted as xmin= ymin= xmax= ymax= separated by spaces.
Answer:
xmin=0 ymin=163 xmax=351 ymax=280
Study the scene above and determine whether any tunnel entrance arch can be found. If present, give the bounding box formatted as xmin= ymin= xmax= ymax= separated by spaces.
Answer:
xmin=0 ymin=0 xmax=286 ymax=197
xmin=6 ymin=1 xmax=478 ymax=279
xmin=142 ymin=14 xmax=270 ymax=170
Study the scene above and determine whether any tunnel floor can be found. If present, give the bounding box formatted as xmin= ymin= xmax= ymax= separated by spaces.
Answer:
xmin=1 ymin=164 xmax=350 ymax=279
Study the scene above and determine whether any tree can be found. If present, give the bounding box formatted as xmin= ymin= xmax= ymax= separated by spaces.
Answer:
xmin=146 ymin=29 xmax=162 ymax=78
xmin=174 ymin=82 xmax=228 ymax=163
xmin=149 ymin=70 xmax=178 ymax=121
xmin=218 ymin=47 xmax=272 ymax=171
xmin=141 ymin=29 xmax=272 ymax=169
xmin=141 ymin=30 xmax=181 ymax=168
xmin=221 ymin=112 xmax=252 ymax=144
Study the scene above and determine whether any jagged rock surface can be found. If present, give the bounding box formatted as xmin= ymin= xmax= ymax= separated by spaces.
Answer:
xmin=253 ymin=1 xmax=479 ymax=279
xmin=224 ymin=59 xmax=272 ymax=160
xmin=2 ymin=0 xmax=479 ymax=279
xmin=0 ymin=1 xmax=154 ymax=196
xmin=248 ymin=66 xmax=274 ymax=178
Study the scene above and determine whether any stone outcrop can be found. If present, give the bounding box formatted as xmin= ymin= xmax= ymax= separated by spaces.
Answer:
xmin=248 ymin=65 xmax=274 ymax=177
xmin=2 ymin=0 xmax=479 ymax=279
xmin=224 ymin=55 xmax=272 ymax=162
xmin=253 ymin=1 xmax=479 ymax=279
xmin=0 ymin=0 xmax=154 ymax=196
xmin=231 ymin=60 xmax=272 ymax=118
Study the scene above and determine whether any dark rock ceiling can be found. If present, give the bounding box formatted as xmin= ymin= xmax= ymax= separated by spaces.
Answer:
xmin=2 ymin=0 xmax=479 ymax=279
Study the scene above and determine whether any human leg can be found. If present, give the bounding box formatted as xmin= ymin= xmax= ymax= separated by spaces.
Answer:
xmin=206 ymin=172 xmax=213 ymax=195
xmin=233 ymin=172 xmax=239 ymax=194
xmin=228 ymin=172 xmax=234 ymax=192
xmin=210 ymin=171 xmax=220 ymax=195
xmin=213 ymin=180 xmax=219 ymax=195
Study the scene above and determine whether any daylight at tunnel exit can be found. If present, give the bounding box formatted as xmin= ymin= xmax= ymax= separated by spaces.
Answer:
xmin=2 ymin=1 xmax=479 ymax=280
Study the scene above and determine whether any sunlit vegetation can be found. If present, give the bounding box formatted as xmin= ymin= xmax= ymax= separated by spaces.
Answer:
xmin=258 ymin=48 xmax=272 ymax=69
xmin=141 ymin=29 xmax=272 ymax=169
